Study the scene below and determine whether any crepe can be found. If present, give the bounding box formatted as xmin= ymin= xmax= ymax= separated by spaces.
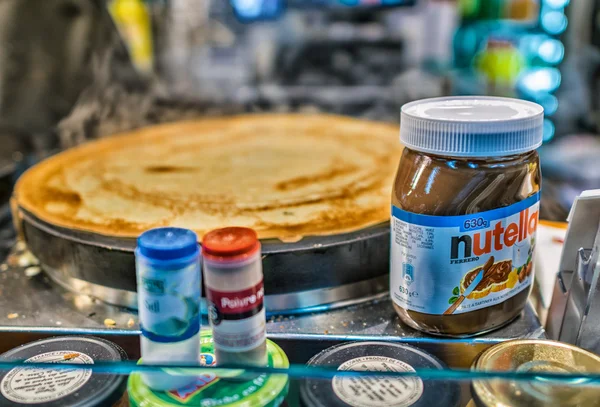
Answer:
xmin=14 ymin=114 xmax=403 ymax=241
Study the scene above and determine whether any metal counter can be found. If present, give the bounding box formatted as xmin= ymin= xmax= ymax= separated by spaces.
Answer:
xmin=0 ymin=251 xmax=545 ymax=370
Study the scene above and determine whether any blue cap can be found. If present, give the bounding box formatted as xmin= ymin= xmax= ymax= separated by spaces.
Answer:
xmin=137 ymin=227 xmax=199 ymax=261
xmin=401 ymin=96 xmax=544 ymax=157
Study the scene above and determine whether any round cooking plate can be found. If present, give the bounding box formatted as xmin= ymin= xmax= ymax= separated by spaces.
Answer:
xmin=18 ymin=207 xmax=390 ymax=314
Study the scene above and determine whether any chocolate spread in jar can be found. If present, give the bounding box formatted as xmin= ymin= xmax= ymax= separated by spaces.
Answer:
xmin=390 ymin=97 xmax=543 ymax=337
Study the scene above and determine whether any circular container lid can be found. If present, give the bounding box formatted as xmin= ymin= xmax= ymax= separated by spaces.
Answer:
xmin=202 ymin=227 xmax=260 ymax=263
xmin=400 ymin=96 xmax=544 ymax=157
xmin=128 ymin=330 xmax=289 ymax=407
xmin=137 ymin=227 xmax=199 ymax=262
xmin=300 ymin=341 xmax=460 ymax=407
xmin=472 ymin=339 xmax=600 ymax=407
xmin=0 ymin=336 xmax=128 ymax=407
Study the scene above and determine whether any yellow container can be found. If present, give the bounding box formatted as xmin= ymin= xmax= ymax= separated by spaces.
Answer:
xmin=110 ymin=0 xmax=153 ymax=73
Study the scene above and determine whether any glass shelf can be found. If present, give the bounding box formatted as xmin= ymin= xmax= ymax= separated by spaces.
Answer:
xmin=0 ymin=332 xmax=599 ymax=407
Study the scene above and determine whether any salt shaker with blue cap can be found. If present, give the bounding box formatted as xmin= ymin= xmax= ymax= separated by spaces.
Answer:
xmin=135 ymin=227 xmax=201 ymax=390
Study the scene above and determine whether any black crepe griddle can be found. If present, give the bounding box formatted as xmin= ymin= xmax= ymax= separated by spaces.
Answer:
xmin=17 ymin=206 xmax=389 ymax=314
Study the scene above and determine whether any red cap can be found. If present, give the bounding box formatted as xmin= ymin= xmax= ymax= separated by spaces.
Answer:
xmin=202 ymin=227 xmax=260 ymax=262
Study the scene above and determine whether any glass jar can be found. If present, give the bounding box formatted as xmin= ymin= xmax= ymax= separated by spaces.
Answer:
xmin=390 ymin=97 xmax=543 ymax=337
xmin=471 ymin=339 xmax=600 ymax=407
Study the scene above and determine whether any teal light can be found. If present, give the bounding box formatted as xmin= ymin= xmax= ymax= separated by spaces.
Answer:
xmin=541 ymin=10 xmax=568 ymax=34
xmin=520 ymin=34 xmax=545 ymax=57
xmin=232 ymin=0 xmax=262 ymax=18
xmin=518 ymin=68 xmax=561 ymax=93
xmin=543 ymin=119 xmax=555 ymax=142
xmin=535 ymin=93 xmax=559 ymax=116
xmin=538 ymin=39 xmax=564 ymax=64
xmin=520 ymin=35 xmax=564 ymax=64
xmin=544 ymin=0 xmax=569 ymax=9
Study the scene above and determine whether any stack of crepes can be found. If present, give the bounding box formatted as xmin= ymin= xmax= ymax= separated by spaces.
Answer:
xmin=14 ymin=114 xmax=403 ymax=242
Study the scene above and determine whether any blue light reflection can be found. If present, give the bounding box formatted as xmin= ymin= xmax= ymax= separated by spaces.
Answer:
xmin=541 ymin=10 xmax=568 ymax=34
xmin=538 ymin=39 xmax=564 ymax=64
xmin=518 ymin=68 xmax=561 ymax=93
xmin=544 ymin=0 xmax=569 ymax=9
xmin=543 ymin=119 xmax=555 ymax=142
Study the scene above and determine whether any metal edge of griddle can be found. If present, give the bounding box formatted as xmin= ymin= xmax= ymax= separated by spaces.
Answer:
xmin=41 ymin=263 xmax=389 ymax=314
xmin=18 ymin=207 xmax=391 ymax=314
xmin=20 ymin=207 xmax=390 ymax=253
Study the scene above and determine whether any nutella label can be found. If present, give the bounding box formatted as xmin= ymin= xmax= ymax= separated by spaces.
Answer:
xmin=391 ymin=193 xmax=539 ymax=315
xmin=206 ymin=280 xmax=266 ymax=351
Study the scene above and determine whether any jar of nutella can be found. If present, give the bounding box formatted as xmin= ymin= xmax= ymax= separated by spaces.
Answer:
xmin=202 ymin=227 xmax=268 ymax=367
xmin=391 ymin=96 xmax=543 ymax=337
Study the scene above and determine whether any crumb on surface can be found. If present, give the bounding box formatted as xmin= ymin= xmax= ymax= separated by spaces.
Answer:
xmin=25 ymin=266 xmax=41 ymax=277
xmin=127 ymin=318 xmax=135 ymax=328
xmin=104 ymin=318 xmax=117 ymax=327
xmin=7 ymin=313 xmax=18 ymax=319
xmin=17 ymin=252 xmax=38 ymax=268
xmin=7 ymin=255 xmax=17 ymax=266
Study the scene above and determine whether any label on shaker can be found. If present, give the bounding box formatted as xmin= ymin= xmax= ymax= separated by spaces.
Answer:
xmin=206 ymin=280 xmax=266 ymax=352
xmin=137 ymin=262 xmax=201 ymax=343
xmin=391 ymin=193 xmax=539 ymax=315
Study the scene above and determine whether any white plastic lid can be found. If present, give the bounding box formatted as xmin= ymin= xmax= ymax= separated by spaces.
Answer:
xmin=400 ymin=96 xmax=544 ymax=157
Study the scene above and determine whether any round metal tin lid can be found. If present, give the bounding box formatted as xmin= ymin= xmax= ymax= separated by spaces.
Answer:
xmin=300 ymin=341 xmax=460 ymax=407
xmin=0 ymin=336 xmax=128 ymax=407
xmin=471 ymin=339 xmax=600 ymax=407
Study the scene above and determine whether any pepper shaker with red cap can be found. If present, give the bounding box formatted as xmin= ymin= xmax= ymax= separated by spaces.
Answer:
xmin=202 ymin=227 xmax=268 ymax=367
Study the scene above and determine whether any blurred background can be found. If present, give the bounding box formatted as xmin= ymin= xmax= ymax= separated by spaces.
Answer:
xmin=0 ymin=0 xmax=596 ymax=248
